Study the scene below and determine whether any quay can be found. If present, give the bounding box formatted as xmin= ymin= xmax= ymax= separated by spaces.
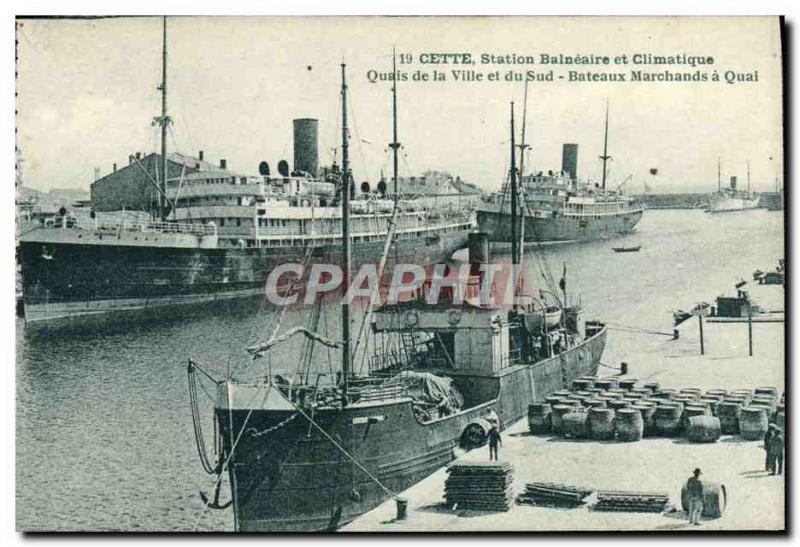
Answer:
xmin=344 ymin=285 xmax=785 ymax=532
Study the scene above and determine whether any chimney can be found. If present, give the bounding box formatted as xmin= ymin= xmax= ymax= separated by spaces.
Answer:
xmin=561 ymin=143 xmax=579 ymax=180
xmin=292 ymin=118 xmax=319 ymax=176
xmin=113 ymin=163 xmax=117 ymax=172
xmin=199 ymin=150 xmax=204 ymax=161
xmin=220 ymin=159 xmax=227 ymax=170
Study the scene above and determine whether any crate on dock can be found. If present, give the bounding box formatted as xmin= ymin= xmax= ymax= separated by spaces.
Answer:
xmin=444 ymin=462 xmax=515 ymax=512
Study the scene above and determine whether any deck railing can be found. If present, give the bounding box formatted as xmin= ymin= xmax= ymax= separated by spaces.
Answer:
xmin=41 ymin=217 xmax=217 ymax=237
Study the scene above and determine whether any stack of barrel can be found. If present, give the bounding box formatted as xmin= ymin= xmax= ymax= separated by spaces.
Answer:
xmin=444 ymin=462 xmax=515 ymax=512
xmin=528 ymin=377 xmax=784 ymax=444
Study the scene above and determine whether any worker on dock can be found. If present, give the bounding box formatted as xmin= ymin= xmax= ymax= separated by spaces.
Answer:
xmin=767 ymin=427 xmax=785 ymax=476
xmin=685 ymin=468 xmax=704 ymax=525
xmin=487 ymin=422 xmax=502 ymax=461
xmin=764 ymin=424 xmax=778 ymax=473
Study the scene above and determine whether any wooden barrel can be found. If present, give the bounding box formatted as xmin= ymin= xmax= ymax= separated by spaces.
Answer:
xmin=654 ymin=402 xmax=684 ymax=436
xmin=739 ymin=407 xmax=769 ymax=440
xmin=585 ymin=399 xmax=607 ymax=409
xmin=585 ymin=387 xmax=603 ymax=395
xmin=619 ymin=378 xmax=638 ymax=391
xmin=705 ymin=389 xmax=728 ymax=398
xmin=579 ymin=375 xmax=598 ymax=384
xmin=594 ymin=378 xmax=619 ymax=390
xmin=567 ymin=395 xmax=589 ymax=406
xmin=607 ymin=399 xmax=631 ymax=411
xmin=562 ymin=412 xmax=589 ymax=439
xmin=553 ymin=390 xmax=572 ymax=398
xmin=681 ymin=481 xmax=727 ymax=518
xmin=716 ymin=401 xmax=743 ymax=434
xmin=557 ymin=398 xmax=582 ymax=410
xmin=572 ymin=379 xmax=592 ymax=391
xmin=615 ymin=408 xmax=644 ymax=441
xmin=545 ymin=395 xmax=563 ymax=407
xmin=754 ymin=386 xmax=779 ymax=400
xmin=528 ymin=403 xmax=552 ymax=434
xmin=752 ymin=395 xmax=777 ymax=412
xmin=631 ymin=403 xmax=657 ymax=436
xmin=723 ymin=395 xmax=750 ymax=407
xmin=748 ymin=402 xmax=774 ymax=420
xmin=631 ymin=388 xmax=653 ymax=398
xmin=686 ymin=416 xmax=722 ymax=443
xmin=600 ymin=391 xmax=624 ymax=400
xmin=680 ymin=386 xmax=702 ymax=394
xmin=651 ymin=391 xmax=675 ymax=401
xmin=730 ymin=389 xmax=754 ymax=400
xmin=551 ymin=404 xmax=574 ymax=435
xmin=683 ymin=405 xmax=711 ymax=429
xmin=674 ymin=393 xmax=700 ymax=404
xmin=625 ymin=392 xmax=645 ymax=401
xmin=643 ymin=382 xmax=660 ymax=393
xmin=699 ymin=397 xmax=721 ymax=416
xmin=588 ymin=408 xmax=616 ymax=440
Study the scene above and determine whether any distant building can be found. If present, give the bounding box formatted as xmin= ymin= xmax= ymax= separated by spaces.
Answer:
xmin=90 ymin=151 xmax=227 ymax=212
xmin=389 ymin=171 xmax=482 ymax=207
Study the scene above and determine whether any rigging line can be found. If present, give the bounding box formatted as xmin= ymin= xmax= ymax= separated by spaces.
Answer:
xmin=346 ymin=86 xmax=371 ymax=181
xmin=192 ymin=382 xmax=273 ymax=530
xmin=276 ymin=390 xmax=400 ymax=500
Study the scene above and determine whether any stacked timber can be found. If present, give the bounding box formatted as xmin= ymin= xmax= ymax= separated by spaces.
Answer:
xmin=593 ymin=490 xmax=670 ymax=513
xmin=444 ymin=462 xmax=514 ymax=512
xmin=516 ymin=482 xmax=593 ymax=508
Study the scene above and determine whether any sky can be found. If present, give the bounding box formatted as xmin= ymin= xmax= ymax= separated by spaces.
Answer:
xmin=16 ymin=16 xmax=784 ymax=194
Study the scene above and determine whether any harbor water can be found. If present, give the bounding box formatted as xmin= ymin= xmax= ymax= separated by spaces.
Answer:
xmin=15 ymin=209 xmax=784 ymax=531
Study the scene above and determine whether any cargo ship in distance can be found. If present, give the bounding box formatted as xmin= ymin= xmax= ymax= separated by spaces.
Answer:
xmin=477 ymin=101 xmax=644 ymax=245
xmin=18 ymin=19 xmax=474 ymax=325
xmin=706 ymin=159 xmax=759 ymax=213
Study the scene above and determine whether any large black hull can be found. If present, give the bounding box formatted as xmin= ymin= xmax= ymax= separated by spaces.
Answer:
xmin=477 ymin=208 xmax=643 ymax=244
xmin=218 ymin=326 xmax=606 ymax=532
xmin=19 ymin=228 xmax=470 ymax=324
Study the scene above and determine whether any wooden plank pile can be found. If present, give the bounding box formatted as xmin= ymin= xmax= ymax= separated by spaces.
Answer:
xmin=444 ymin=462 xmax=515 ymax=512
xmin=592 ymin=490 xmax=671 ymax=513
xmin=516 ymin=482 xmax=594 ymax=508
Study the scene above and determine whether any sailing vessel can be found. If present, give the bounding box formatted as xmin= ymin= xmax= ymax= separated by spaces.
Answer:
xmin=187 ymin=69 xmax=607 ymax=532
xmin=477 ymin=100 xmax=643 ymax=244
xmin=18 ymin=18 xmax=474 ymax=325
xmin=706 ymin=159 xmax=759 ymax=213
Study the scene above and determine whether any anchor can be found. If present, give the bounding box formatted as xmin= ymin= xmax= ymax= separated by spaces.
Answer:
xmin=199 ymin=479 xmax=232 ymax=510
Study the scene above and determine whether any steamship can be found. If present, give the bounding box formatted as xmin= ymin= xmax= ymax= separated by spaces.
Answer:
xmin=707 ymin=162 xmax=759 ymax=213
xmin=18 ymin=20 xmax=474 ymax=325
xmin=477 ymin=104 xmax=644 ymax=244
xmin=188 ymin=68 xmax=607 ymax=532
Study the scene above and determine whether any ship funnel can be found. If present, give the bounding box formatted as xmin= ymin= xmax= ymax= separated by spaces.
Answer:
xmin=220 ymin=159 xmax=227 ymax=170
xmin=468 ymin=232 xmax=491 ymax=306
xmin=293 ymin=118 xmax=319 ymax=177
xmin=561 ymin=143 xmax=579 ymax=180
xmin=730 ymin=176 xmax=737 ymax=190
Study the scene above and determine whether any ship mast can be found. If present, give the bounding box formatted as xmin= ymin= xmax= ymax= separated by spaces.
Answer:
xmin=717 ymin=157 xmax=721 ymax=193
xmin=747 ymin=159 xmax=751 ymax=193
xmin=155 ymin=16 xmax=171 ymax=221
xmin=390 ymin=48 xmax=401 ymax=199
xmin=340 ymin=63 xmax=351 ymax=403
xmin=510 ymin=102 xmax=519 ymax=270
xmin=517 ymin=79 xmax=531 ymax=179
xmin=599 ymin=99 xmax=611 ymax=191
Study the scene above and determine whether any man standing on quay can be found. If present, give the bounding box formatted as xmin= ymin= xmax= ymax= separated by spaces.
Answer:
xmin=685 ymin=468 xmax=704 ymax=525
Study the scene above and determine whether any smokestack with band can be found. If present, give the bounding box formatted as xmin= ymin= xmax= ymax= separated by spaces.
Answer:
xmin=561 ymin=143 xmax=579 ymax=180
xmin=730 ymin=176 xmax=737 ymax=190
xmin=293 ymin=118 xmax=319 ymax=176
